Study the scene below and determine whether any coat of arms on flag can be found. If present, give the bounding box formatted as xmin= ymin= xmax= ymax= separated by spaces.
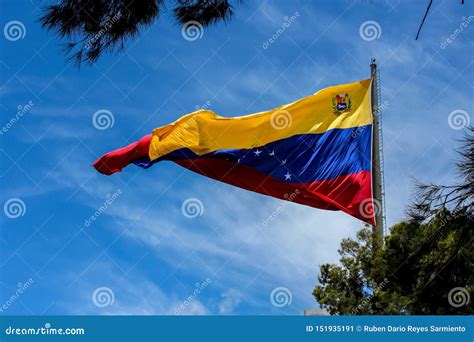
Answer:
xmin=332 ymin=92 xmax=352 ymax=114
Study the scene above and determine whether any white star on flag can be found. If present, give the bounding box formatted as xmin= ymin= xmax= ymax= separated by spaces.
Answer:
xmin=254 ymin=149 xmax=262 ymax=156
xmin=284 ymin=172 xmax=291 ymax=180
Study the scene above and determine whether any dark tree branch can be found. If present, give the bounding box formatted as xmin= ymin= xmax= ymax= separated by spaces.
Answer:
xmin=174 ymin=0 xmax=237 ymax=26
xmin=407 ymin=127 xmax=474 ymax=222
xmin=40 ymin=0 xmax=239 ymax=66
xmin=415 ymin=0 xmax=433 ymax=40
xmin=415 ymin=0 xmax=465 ymax=40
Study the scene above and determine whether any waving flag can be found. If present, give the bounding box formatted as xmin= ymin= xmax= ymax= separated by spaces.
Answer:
xmin=93 ymin=79 xmax=376 ymax=224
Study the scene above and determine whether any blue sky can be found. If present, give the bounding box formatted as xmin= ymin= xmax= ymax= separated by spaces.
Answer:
xmin=0 ymin=0 xmax=472 ymax=315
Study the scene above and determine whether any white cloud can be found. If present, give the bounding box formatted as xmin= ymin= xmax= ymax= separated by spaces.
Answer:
xmin=172 ymin=300 xmax=209 ymax=315
xmin=218 ymin=288 xmax=243 ymax=314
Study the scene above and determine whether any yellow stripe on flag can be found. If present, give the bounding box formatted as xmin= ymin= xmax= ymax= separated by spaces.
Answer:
xmin=149 ymin=79 xmax=372 ymax=160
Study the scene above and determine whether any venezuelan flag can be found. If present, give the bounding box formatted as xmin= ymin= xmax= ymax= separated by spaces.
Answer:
xmin=93 ymin=79 xmax=376 ymax=224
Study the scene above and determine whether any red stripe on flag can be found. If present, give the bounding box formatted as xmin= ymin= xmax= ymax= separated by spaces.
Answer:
xmin=174 ymin=158 xmax=375 ymax=225
xmin=92 ymin=134 xmax=152 ymax=175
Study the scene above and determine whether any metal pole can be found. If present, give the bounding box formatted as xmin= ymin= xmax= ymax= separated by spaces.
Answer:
xmin=370 ymin=58 xmax=384 ymax=243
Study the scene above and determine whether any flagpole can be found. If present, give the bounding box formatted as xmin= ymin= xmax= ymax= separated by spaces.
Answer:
xmin=370 ymin=58 xmax=385 ymax=243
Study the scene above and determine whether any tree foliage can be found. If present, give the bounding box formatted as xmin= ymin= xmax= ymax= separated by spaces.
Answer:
xmin=40 ymin=0 xmax=239 ymax=65
xmin=408 ymin=127 xmax=473 ymax=222
xmin=314 ymin=128 xmax=473 ymax=315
